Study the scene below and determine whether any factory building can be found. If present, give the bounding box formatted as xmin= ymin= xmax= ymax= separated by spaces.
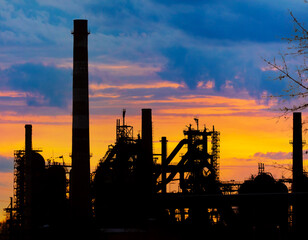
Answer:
xmin=8 ymin=125 xmax=68 ymax=240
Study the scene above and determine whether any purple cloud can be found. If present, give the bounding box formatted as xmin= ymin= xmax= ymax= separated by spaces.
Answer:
xmin=253 ymin=151 xmax=292 ymax=160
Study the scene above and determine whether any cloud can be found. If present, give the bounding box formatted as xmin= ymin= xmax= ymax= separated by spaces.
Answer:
xmin=0 ymin=0 xmax=70 ymax=45
xmin=80 ymin=0 xmax=306 ymax=101
xmin=84 ymin=0 xmax=307 ymax=43
xmin=226 ymin=151 xmax=293 ymax=165
xmin=90 ymin=81 xmax=184 ymax=91
xmin=253 ymin=151 xmax=292 ymax=160
xmin=167 ymin=3 xmax=293 ymax=42
xmin=0 ymin=156 xmax=13 ymax=173
xmin=157 ymin=44 xmax=289 ymax=98
xmin=0 ymin=0 xmax=306 ymax=116
xmin=0 ymin=63 xmax=71 ymax=108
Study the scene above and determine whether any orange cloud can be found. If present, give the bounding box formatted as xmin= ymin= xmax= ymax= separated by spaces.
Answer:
xmin=197 ymin=80 xmax=215 ymax=89
xmin=0 ymin=114 xmax=71 ymax=124
xmin=98 ymin=95 xmax=275 ymax=116
xmin=90 ymin=81 xmax=185 ymax=91
xmin=90 ymin=93 xmax=121 ymax=99
xmin=0 ymin=91 xmax=27 ymax=98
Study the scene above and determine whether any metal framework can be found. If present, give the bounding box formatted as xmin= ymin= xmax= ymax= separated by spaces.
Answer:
xmin=13 ymin=150 xmax=25 ymax=227
xmin=211 ymin=129 xmax=220 ymax=181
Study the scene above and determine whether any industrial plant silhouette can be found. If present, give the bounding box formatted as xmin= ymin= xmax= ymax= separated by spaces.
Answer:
xmin=2 ymin=19 xmax=308 ymax=240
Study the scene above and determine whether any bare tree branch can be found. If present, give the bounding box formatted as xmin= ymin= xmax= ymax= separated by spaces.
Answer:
xmin=264 ymin=9 xmax=308 ymax=114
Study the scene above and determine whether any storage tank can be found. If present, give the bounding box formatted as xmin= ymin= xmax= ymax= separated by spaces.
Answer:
xmin=239 ymin=172 xmax=288 ymax=238
xmin=45 ymin=164 xmax=67 ymax=227
xmin=30 ymin=151 xmax=45 ymax=228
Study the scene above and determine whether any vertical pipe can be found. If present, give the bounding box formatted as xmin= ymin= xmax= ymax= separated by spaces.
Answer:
xmin=123 ymin=109 xmax=126 ymax=125
xmin=9 ymin=197 xmax=13 ymax=236
xmin=71 ymin=19 xmax=91 ymax=222
xmin=293 ymin=112 xmax=303 ymax=192
xmin=161 ymin=137 xmax=167 ymax=194
xmin=202 ymin=127 xmax=208 ymax=155
xmin=141 ymin=109 xmax=153 ymax=199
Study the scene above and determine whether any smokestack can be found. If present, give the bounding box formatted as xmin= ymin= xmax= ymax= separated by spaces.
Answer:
xmin=24 ymin=124 xmax=33 ymax=230
xmin=141 ymin=109 xmax=153 ymax=198
xmin=293 ymin=112 xmax=303 ymax=192
xmin=71 ymin=19 xmax=91 ymax=221
xmin=25 ymin=125 xmax=32 ymax=153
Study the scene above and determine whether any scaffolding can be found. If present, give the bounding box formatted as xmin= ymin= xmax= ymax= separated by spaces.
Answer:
xmin=211 ymin=130 xmax=220 ymax=181
xmin=116 ymin=109 xmax=135 ymax=143
xmin=13 ymin=150 xmax=25 ymax=227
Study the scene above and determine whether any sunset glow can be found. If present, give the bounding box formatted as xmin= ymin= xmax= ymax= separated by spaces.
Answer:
xmin=0 ymin=0 xmax=307 ymax=223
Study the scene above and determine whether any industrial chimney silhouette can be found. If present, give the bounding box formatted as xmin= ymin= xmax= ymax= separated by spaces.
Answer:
xmin=141 ymin=109 xmax=154 ymax=199
xmin=293 ymin=112 xmax=303 ymax=193
xmin=24 ymin=124 xmax=32 ymax=230
xmin=70 ymin=19 xmax=91 ymax=222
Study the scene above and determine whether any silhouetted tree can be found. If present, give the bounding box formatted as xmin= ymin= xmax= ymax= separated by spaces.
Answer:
xmin=264 ymin=9 xmax=307 ymax=114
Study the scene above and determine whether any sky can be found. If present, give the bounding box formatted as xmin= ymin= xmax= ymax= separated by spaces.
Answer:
xmin=0 ymin=0 xmax=307 ymax=220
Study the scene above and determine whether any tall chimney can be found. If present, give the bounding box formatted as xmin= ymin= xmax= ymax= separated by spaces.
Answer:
xmin=141 ymin=109 xmax=153 ymax=199
xmin=24 ymin=124 xmax=32 ymax=230
xmin=25 ymin=125 xmax=32 ymax=153
xmin=293 ymin=112 xmax=303 ymax=192
xmin=71 ymin=19 xmax=91 ymax=221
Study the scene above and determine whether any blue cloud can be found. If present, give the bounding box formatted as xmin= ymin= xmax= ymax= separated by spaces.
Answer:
xmin=80 ymin=0 xmax=305 ymax=99
xmin=84 ymin=0 xmax=304 ymax=43
xmin=158 ymin=46 xmax=209 ymax=89
xmin=166 ymin=2 xmax=294 ymax=42
xmin=157 ymin=45 xmax=289 ymax=97
xmin=1 ymin=63 xmax=71 ymax=108
xmin=85 ymin=1 xmax=160 ymax=36
xmin=0 ymin=0 xmax=306 ymax=109
xmin=0 ymin=156 xmax=13 ymax=173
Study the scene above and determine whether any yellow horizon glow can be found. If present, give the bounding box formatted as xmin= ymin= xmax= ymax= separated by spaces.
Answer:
xmin=0 ymin=96 xmax=302 ymax=221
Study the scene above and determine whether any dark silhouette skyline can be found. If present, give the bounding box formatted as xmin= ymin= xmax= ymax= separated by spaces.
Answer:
xmin=1 ymin=17 xmax=308 ymax=240
xmin=3 ymin=110 xmax=307 ymax=240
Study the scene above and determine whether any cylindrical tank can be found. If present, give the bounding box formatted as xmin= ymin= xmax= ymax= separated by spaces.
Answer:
xmin=30 ymin=152 xmax=45 ymax=228
xmin=31 ymin=152 xmax=45 ymax=174
xmin=46 ymin=165 xmax=66 ymax=202
xmin=45 ymin=164 xmax=67 ymax=226
xmin=239 ymin=173 xmax=288 ymax=238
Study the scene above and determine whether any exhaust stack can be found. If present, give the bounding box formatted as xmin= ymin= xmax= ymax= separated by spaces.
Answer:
xmin=141 ymin=109 xmax=153 ymax=198
xmin=70 ymin=19 xmax=91 ymax=221
xmin=24 ymin=124 xmax=32 ymax=230
xmin=293 ymin=112 xmax=303 ymax=192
